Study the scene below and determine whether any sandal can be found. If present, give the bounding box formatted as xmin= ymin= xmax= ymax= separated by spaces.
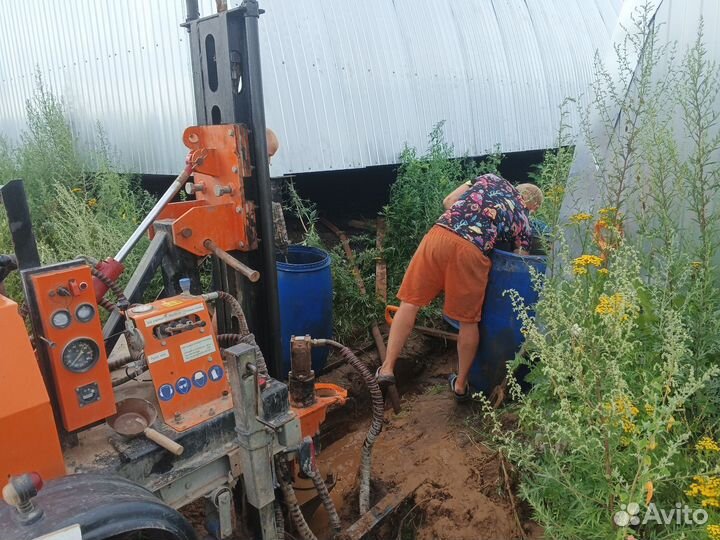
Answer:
xmin=448 ymin=373 xmax=471 ymax=403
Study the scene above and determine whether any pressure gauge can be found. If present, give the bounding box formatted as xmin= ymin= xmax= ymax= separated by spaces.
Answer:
xmin=75 ymin=303 xmax=96 ymax=323
xmin=61 ymin=338 xmax=101 ymax=373
xmin=51 ymin=309 xmax=72 ymax=329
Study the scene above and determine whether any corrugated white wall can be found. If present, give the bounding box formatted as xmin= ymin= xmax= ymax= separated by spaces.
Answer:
xmin=0 ymin=0 xmax=621 ymax=176
xmin=562 ymin=0 xmax=720 ymax=219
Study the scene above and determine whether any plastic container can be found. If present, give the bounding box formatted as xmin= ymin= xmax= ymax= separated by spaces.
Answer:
xmin=445 ymin=249 xmax=546 ymax=395
xmin=276 ymin=246 xmax=333 ymax=378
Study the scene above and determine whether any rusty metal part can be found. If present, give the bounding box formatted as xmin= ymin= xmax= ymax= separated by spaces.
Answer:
xmin=319 ymin=218 xmax=387 ymax=363
xmin=375 ymin=217 xmax=387 ymax=304
xmin=204 ymin=239 xmax=260 ymax=283
xmin=289 ymin=336 xmax=316 ymax=408
xmin=107 ymin=398 xmax=184 ymax=456
xmin=341 ymin=478 xmax=427 ymax=540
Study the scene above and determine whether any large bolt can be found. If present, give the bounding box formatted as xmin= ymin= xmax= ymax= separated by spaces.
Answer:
xmin=185 ymin=182 xmax=205 ymax=195
xmin=214 ymin=185 xmax=233 ymax=196
xmin=231 ymin=166 xmax=239 ymax=174
xmin=181 ymin=228 xmax=192 ymax=238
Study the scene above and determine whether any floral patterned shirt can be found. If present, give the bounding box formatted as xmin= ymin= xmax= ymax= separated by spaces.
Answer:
xmin=436 ymin=174 xmax=532 ymax=254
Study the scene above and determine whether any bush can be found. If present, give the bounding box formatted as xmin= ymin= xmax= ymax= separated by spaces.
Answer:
xmin=0 ymin=75 xmax=155 ymax=302
xmin=477 ymin=8 xmax=720 ymax=540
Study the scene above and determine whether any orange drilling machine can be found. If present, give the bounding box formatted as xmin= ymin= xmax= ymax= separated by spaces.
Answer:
xmin=0 ymin=3 xmax=385 ymax=540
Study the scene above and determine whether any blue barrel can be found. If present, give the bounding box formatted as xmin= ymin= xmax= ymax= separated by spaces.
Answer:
xmin=277 ymin=246 xmax=333 ymax=378
xmin=445 ymin=249 xmax=546 ymax=395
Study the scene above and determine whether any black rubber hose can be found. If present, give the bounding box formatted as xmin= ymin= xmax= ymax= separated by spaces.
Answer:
xmin=111 ymin=363 xmax=148 ymax=387
xmin=215 ymin=290 xmax=250 ymax=336
xmin=217 ymin=333 xmax=269 ymax=377
xmin=98 ymin=296 xmax=118 ymax=313
xmin=91 ymin=266 xmax=128 ymax=305
xmin=277 ymin=460 xmax=318 ymax=540
xmin=312 ymin=339 xmax=384 ymax=514
xmin=309 ymin=468 xmax=341 ymax=538
xmin=274 ymin=500 xmax=285 ymax=540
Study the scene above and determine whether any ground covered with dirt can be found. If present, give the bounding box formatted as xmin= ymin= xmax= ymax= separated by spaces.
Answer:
xmin=184 ymin=335 xmax=538 ymax=539
xmin=303 ymin=337 xmax=538 ymax=540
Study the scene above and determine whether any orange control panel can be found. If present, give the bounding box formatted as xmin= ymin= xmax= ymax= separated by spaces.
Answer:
xmin=125 ymin=294 xmax=233 ymax=431
xmin=26 ymin=262 xmax=116 ymax=432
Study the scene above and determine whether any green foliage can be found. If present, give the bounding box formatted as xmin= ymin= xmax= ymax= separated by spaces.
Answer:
xmin=284 ymin=182 xmax=381 ymax=342
xmin=0 ymin=75 xmax=155 ymax=302
xmin=529 ymin=100 xmax=576 ymax=230
xmin=477 ymin=8 xmax=720 ymax=540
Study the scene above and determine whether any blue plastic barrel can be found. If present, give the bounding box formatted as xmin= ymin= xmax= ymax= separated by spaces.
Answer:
xmin=445 ymin=249 xmax=546 ymax=395
xmin=277 ymin=246 xmax=333 ymax=378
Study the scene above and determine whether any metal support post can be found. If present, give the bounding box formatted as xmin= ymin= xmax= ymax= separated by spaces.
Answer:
xmin=222 ymin=343 xmax=278 ymax=540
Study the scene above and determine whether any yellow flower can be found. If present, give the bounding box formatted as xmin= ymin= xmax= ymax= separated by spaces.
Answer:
xmin=647 ymin=437 xmax=657 ymax=451
xmin=599 ymin=207 xmax=618 ymax=216
xmin=696 ymin=437 xmax=720 ymax=453
xmin=644 ymin=403 xmax=654 ymax=415
xmin=621 ymin=417 xmax=636 ymax=433
xmin=687 ymin=476 xmax=720 ymax=510
xmin=620 ymin=436 xmax=631 ymax=447
xmin=596 ymin=293 xmax=628 ymax=317
xmin=569 ymin=212 xmax=593 ymax=224
xmin=708 ymin=524 xmax=720 ymax=540
xmin=666 ymin=415 xmax=675 ymax=431
xmin=87 ymin=198 xmax=97 ymax=208
xmin=72 ymin=187 xmax=82 ymax=193
xmin=572 ymin=254 xmax=603 ymax=275
xmin=598 ymin=268 xmax=609 ymax=276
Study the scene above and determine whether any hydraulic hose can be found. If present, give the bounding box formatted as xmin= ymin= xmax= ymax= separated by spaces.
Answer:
xmin=309 ymin=467 xmax=341 ymax=538
xmin=311 ymin=339 xmax=384 ymax=514
xmin=277 ymin=460 xmax=318 ymax=540
xmin=217 ymin=333 xmax=269 ymax=377
xmin=214 ymin=290 xmax=250 ymax=336
xmin=274 ymin=501 xmax=285 ymax=540
xmin=91 ymin=266 xmax=128 ymax=305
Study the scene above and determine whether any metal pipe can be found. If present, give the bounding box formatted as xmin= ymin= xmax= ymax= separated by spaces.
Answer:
xmin=0 ymin=180 xmax=41 ymax=270
xmin=204 ymin=239 xmax=260 ymax=282
xmin=114 ymin=165 xmax=193 ymax=263
xmin=184 ymin=0 xmax=200 ymax=24
xmin=242 ymin=0 xmax=284 ymax=379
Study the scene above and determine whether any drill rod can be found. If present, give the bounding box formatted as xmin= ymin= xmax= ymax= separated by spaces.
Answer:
xmin=204 ymin=239 xmax=261 ymax=283
xmin=114 ymin=165 xmax=194 ymax=264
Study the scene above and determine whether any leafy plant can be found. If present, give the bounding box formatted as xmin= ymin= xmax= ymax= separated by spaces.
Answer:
xmin=476 ymin=7 xmax=720 ymax=540
xmin=0 ymin=75 xmax=155 ymax=303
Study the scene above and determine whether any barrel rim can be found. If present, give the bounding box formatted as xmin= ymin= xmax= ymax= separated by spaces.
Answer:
xmin=492 ymin=248 xmax=548 ymax=263
xmin=276 ymin=244 xmax=331 ymax=272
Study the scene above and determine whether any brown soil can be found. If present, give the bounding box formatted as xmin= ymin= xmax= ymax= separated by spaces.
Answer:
xmin=183 ymin=335 xmax=538 ymax=539
xmin=306 ymin=343 xmax=528 ymax=540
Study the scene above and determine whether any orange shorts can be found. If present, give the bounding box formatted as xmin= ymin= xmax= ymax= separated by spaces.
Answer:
xmin=397 ymin=225 xmax=491 ymax=323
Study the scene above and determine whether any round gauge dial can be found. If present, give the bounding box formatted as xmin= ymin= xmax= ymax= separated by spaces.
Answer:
xmin=75 ymin=303 xmax=96 ymax=323
xmin=51 ymin=310 xmax=71 ymax=329
xmin=61 ymin=338 xmax=100 ymax=373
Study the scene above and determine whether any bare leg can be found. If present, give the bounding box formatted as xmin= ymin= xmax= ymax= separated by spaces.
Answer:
xmin=455 ymin=322 xmax=479 ymax=394
xmin=379 ymin=301 xmax=420 ymax=377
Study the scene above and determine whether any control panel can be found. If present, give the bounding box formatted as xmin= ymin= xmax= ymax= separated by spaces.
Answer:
xmin=125 ymin=294 xmax=232 ymax=431
xmin=25 ymin=262 xmax=115 ymax=431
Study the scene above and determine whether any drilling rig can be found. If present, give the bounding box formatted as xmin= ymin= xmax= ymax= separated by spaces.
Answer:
xmin=0 ymin=2 xmax=384 ymax=539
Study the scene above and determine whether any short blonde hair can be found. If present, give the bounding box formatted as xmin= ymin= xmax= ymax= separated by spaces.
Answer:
xmin=516 ymin=183 xmax=544 ymax=210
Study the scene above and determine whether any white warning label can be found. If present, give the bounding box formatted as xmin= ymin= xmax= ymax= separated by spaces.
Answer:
xmin=34 ymin=524 xmax=83 ymax=540
xmin=180 ymin=335 xmax=217 ymax=362
xmin=147 ymin=349 xmax=170 ymax=364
